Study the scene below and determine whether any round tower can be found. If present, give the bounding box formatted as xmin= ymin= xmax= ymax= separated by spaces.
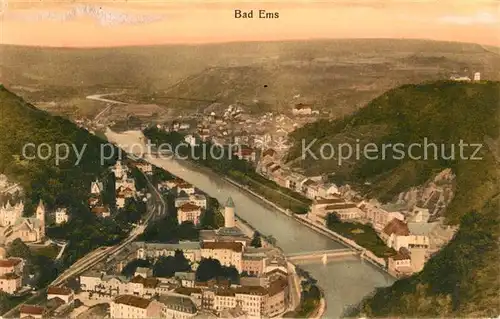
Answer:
xmin=36 ymin=199 xmax=46 ymax=240
xmin=224 ymin=196 xmax=235 ymax=228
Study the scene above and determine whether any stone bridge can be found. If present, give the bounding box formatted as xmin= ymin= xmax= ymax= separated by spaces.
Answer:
xmin=285 ymin=248 xmax=359 ymax=263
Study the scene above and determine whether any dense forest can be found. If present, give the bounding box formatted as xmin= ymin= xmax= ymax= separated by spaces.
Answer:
xmin=286 ymin=81 xmax=499 ymax=317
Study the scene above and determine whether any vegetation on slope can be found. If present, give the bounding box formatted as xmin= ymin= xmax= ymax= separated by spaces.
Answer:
xmin=289 ymin=81 xmax=499 ymax=223
xmin=287 ymin=81 xmax=499 ymax=317
xmin=0 ymin=86 xmax=127 ymax=268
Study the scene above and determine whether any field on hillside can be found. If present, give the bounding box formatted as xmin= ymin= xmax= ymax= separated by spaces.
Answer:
xmin=2 ymin=39 xmax=499 ymax=119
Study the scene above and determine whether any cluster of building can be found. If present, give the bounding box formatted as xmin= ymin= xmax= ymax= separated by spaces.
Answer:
xmin=77 ymin=197 xmax=291 ymax=318
xmin=18 ymin=286 xmax=76 ymax=318
xmin=0 ymin=247 xmax=24 ymax=294
xmin=158 ymin=178 xmax=208 ymax=225
xmin=257 ymin=152 xmax=340 ymax=200
xmin=0 ymin=199 xmax=46 ymax=245
xmin=89 ymin=160 xmax=152 ymax=218
xmin=305 ymin=184 xmax=456 ymax=277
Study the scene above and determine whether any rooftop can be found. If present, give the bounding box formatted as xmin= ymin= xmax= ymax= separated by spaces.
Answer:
xmin=47 ymin=286 xmax=73 ymax=296
xmin=225 ymin=197 xmax=235 ymax=208
xmin=215 ymin=226 xmax=246 ymax=238
xmin=135 ymin=241 xmax=201 ymax=251
xmin=325 ymin=203 xmax=358 ymax=210
xmin=179 ymin=203 xmax=201 ymax=212
xmin=0 ymin=258 xmax=22 ymax=268
xmin=383 ymin=218 xmax=410 ymax=236
xmin=174 ymin=287 xmax=202 ymax=295
xmin=129 ymin=275 xmax=159 ymax=288
xmin=158 ymin=295 xmax=197 ymax=314
xmin=201 ymin=241 xmax=243 ymax=253
xmin=20 ymin=305 xmax=45 ymax=315
xmin=314 ymin=197 xmax=344 ymax=205
xmin=114 ymin=295 xmax=152 ymax=309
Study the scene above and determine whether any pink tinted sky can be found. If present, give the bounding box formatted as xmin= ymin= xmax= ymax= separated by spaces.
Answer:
xmin=2 ymin=0 xmax=499 ymax=47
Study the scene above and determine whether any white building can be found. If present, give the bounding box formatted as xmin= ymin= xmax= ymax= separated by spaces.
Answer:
xmin=55 ymin=208 xmax=69 ymax=225
xmin=473 ymin=72 xmax=481 ymax=81
xmin=135 ymin=242 xmax=202 ymax=263
xmin=90 ymin=179 xmax=103 ymax=195
xmin=201 ymin=242 xmax=243 ymax=272
xmin=177 ymin=203 xmax=202 ymax=225
xmin=224 ymin=197 xmax=235 ymax=228
xmin=358 ymin=201 xmax=405 ymax=231
xmin=387 ymin=248 xmax=413 ymax=277
xmin=381 ymin=218 xmax=430 ymax=251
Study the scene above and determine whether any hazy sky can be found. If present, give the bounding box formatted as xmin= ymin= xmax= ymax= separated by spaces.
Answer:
xmin=2 ymin=0 xmax=499 ymax=47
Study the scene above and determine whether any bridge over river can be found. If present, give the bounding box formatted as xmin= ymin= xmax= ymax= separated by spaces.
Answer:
xmin=286 ymin=248 xmax=359 ymax=263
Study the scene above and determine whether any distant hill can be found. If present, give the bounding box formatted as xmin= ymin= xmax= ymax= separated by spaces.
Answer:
xmin=286 ymin=81 xmax=499 ymax=317
xmin=3 ymin=39 xmax=500 ymax=117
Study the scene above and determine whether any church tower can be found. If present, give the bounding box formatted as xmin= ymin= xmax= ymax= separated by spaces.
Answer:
xmin=36 ymin=199 xmax=46 ymax=240
xmin=224 ymin=197 xmax=235 ymax=228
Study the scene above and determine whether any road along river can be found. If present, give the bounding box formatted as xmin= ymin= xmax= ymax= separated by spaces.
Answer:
xmin=105 ymin=129 xmax=394 ymax=318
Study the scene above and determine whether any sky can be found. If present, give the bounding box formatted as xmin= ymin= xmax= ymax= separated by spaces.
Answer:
xmin=1 ymin=0 xmax=499 ymax=47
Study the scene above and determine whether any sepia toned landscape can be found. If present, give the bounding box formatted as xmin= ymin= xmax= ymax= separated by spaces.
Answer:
xmin=0 ymin=1 xmax=499 ymax=318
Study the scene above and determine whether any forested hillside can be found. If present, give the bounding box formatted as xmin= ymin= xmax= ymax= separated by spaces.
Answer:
xmin=286 ymin=81 xmax=499 ymax=317
xmin=0 ymin=85 xmax=127 ymax=267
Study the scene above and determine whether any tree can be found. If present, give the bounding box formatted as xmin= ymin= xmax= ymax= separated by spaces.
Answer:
xmin=7 ymin=239 xmax=31 ymax=259
xmin=129 ymin=165 xmax=148 ymax=191
xmin=250 ymin=231 xmax=262 ymax=248
xmin=221 ymin=265 xmax=240 ymax=284
xmin=195 ymin=258 xmax=222 ymax=282
xmin=200 ymin=198 xmax=224 ymax=230
xmin=266 ymin=235 xmax=277 ymax=246
xmin=195 ymin=258 xmax=240 ymax=284
xmin=326 ymin=212 xmax=341 ymax=227
xmin=117 ymin=198 xmax=146 ymax=224
xmin=153 ymin=251 xmax=191 ymax=278
xmin=173 ymin=250 xmax=191 ymax=273
xmin=153 ymin=256 xmax=176 ymax=278
xmin=121 ymin=259 xmax=151 ymax=277
xmin=177 ymin=221 xmax=199 ymax=241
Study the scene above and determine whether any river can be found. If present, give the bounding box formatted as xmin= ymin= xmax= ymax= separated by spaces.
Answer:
xmin=106 ymin=130 xmax=394 ymax=318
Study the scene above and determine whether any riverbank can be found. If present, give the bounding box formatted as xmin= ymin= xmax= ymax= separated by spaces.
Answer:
xmin=224 ymin=177 xmax=293 ymax=217
xmin=224 ymin=175 xmax=392 ymax=275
